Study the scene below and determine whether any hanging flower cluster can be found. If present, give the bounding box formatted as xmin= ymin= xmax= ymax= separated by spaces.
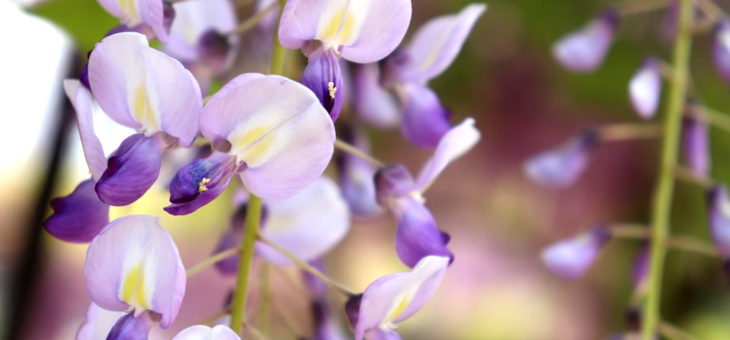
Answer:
xmin=44 ymin=0 xmax=486 ymax=338
xmin=527 ymin=0 xmax=730 ymax=338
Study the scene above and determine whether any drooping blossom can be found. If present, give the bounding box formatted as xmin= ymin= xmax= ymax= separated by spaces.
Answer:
xmin=96 ymin=0 xmax=174 ymax=42
xmin=375 ymin=118 xmax=480 ymax=267
xmin=524 ymin=130 xmax=599 ymax=188
xmin=351 ymin=63 xmax=400 ymax=128
xmin=44 ymin=179 xmax=109 ymax=243
xmin=88 ymin=32 xmax=202 ymax=205
xmin=85 ymin=215 xmax=186 ymax=328
xmin=552 ymin=10 xmax=619 ymax=72
xmin=713 ymin=20 xmax=730 ymax=83
xmin=682 ymin=116 xmax=711 ymax=178
xmin=105 ymin=311 xmax=156 ymax=340
xmin=376 ymin=3 xmax=487 ymax=147
xmin=214 ymin=176 xmax=350 ymax=273
xmin=336 ymin=126 xmax=383 ymax=218
xmin=76 ymin=303 xmax=126 ymax=340
xmin=278 ymin=0 xmax=412 ymax=120
xmin=172 ymin=325 xmax=241 ymax=340
xmin=629 ymin=57 xmax=662 ymax=120
xmin=708 ymin=185 xmax=730 ymax=258
xmin=541 ymin=224 xmax=611 ymax=279
xmin=164 ymin=73 xmax=335 ymax=215
xmin=345 ymin=255 xmax=450 ymax=340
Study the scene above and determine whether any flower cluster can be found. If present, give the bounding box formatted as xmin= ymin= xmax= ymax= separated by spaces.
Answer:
xmin=44 ymin=1 xmax=486 ymax=339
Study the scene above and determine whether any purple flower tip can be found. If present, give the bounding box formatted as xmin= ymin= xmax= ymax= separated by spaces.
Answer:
xmin=344 ymin=293 xmax=363 ymax=331
xmin=197 ymin=29 xmax=232 ymax=73
xmin=682 ymin=116 xmax=711 ymax=178
xmin=541 ymin=224 xmax=611 ymax=279
xmin=44 ymin=179 xmax=109 ymax=243
xmin=301 ymin=49 xmax=344 ymax=121
xmin=524 ymin=130 xmax=598 ymax=188
xmin=394 ymin=198 xmax=454 ymax=268
xmin=106 ymin=312 xmax=154 ymax=340
xmin=629 ymin=57 xmax=662 ymax=120
xmin=708 ymin=185 xmax=730 ymax=257
xmin=163 ymin=1 xmax=176 ymax=32
xmin=374 ymin=164 xmax=415 ymax=206
xmin=399 ymin=84 xmax=452 ymax=148
xmin=552 ymin=10 xmax=619 ymax=72
xmin=713 ymin=20 xmax=730 ymax=83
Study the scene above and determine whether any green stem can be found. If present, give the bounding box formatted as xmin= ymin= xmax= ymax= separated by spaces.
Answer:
xmin=641 ymin=0 xmax=694 ymax=338
xmin=257 ymin=263 xmax=272 ymax=336
xmin=334 ymin=139 xmax=386 ymax=167
xmin=186 ymin=247 xmax=240 ymax=277
xmin=270 ymin=0 xmax=288 ymax=76
xmin=229 ymin=195 xmax=263 ymax=334
xmin=226 ymin=1 xmax=279 ymax=36
xmin=659 ymin=321 xmax=700 ymax=340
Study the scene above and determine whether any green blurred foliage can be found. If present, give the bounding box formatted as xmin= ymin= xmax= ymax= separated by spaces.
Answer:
xmin=31 ymin=0 xmax=117 ymax=53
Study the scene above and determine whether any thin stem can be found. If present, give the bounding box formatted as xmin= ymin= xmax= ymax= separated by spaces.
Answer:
xmin=666 ymin=236 xmax=720 ymax=258
xmin=614 ymin=0 xmax=670 ymax=17
xmin=687 ymin=103 xmax=730 ymax=134
xmin=674 ymin=165 xmax=715 ymax=189
xmin=659 ymin=321 xmax=700 ymax=340
xmin=258 ymin=235 xmax=356 ymax=296
xmin=244 ymin=322 xmax=268 ymax=340
xmin=597 ymin=123 xmax=662 ymax=142
xmin=186 ymin=248 xmax=240 ymax=277
xmin=257 ymin=263 xmax=272 ymax=336
xmin=610 ymin=224 xmax=650 ymax=239
xmin=642 ymin=0 xmax=694 ymax=337
xmin=226 ymin=1 xmax=278 ymax=37
xmin=270 ymin=0 xmax=288 ymax=76
xmin=229 ymin=195 xmax=264 ymax=334
xmin=334 ymin=139 xmax=386 ymax=167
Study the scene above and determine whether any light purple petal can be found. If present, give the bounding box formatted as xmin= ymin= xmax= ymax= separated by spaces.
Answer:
xmin=278 ymin=0 xmax=329 ymax=50
xmin=374 ymin=164 xmax=415 ymax=206
xmin=76 ymin=303 xmax=126 ymax=340
xmin=632 ymin=246 xmax=649 ymax=288
xmin=396 ymin=3 xmax=486 ymax=84
xmin=352 ymin=256 xmax=449 ymax=340
xmin=95 ymin=133 xmax=164 ymax=206
xmin=89 ymin=32 xmax=202 ymax=146
xmin=338 ymin=0 xmax=412 ymax=63
xmin=213 ymin=227 xmax=241 ymax=275
xmin=64 ymin=79 xmax=107 ymax=181
xmin=257 ymin=177 xmax=350 ymax=265
xmin=311 ymin=300 xmax=350 ymax=340
xmin=629 ymin=57 xmax=662 ymax=120
xmin=714 ymin=20 xmax=730 ymax=83
xmin=166 ymin=0 xmax=238 ymax=64
xmin=85 ymin=215 xmax=186 ymax=328
xmin=139 ymin=0 xmax=167 ymax=42
xmin=708 ymin=185 xmax=730 ymax=257
xmin=413 ymin=118 xmax=480 ymax=192
xmin=524 ymin=130 xmax=598 ymax=188
xmin=337 ymin=127 xmax=382 ymax=217
xmin=541 ymin=224 xmax=611 ymax=279
xmin=164 ymin=152 xmax=237 ymax=215
xmin=682 ymin=116 xmax=711 ymax=178
xmin=399 ymin=84 xmax=452 ymax=148
xmin=106 ymin=311 xmax=155 ymax=340
xmin=44 ymin=179 xmax=109 ymax=243
xmin=201 ymin=74 xmax=335 ymax=200
xmin=364 ymin=329 xmax=402 ymax=340
xmin=392 ymin=198 xmax=453 ymax=268
xmin=552 ymin=11 xmax=619 ymax=72
xmin=301 ymin=49 xmax=344 ymax=121
xmin=172 ymin=325 xmax=241 ymax=340
xmin=352 ymin=63 xmax=400 ymax=128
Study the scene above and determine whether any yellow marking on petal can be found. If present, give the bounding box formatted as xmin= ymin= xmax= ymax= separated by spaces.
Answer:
xmin=383 ymin=295 xmax=410 ymax=325
xmin=232 ymin=126 xmax=276 ymax=166
xmin=319 ymin=7 xmax=358 ymax=47
xmin=328 ymin=82 xmax=337 ymax=99
xmin=118 ymin=0 xmax=140 ymax=23
xmin=121 ymin=263 xmax=151 ymax=310
xmin=133 ymin=85 xmax=159 ymax=132
xmin=198 ymin=177 xmax=211 ymax=193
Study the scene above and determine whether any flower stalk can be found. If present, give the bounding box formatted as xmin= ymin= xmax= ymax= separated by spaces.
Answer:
xmin=642 ymin=0 xmax=694 ymax=338
xmin=229 ymin=194 xmax=263 ymax=334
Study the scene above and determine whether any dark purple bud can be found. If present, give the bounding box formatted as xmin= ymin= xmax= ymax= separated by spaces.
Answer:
xmin=311 ymin=300 xmax=348 ymax=340
xmin=625 ymin=308 xmax=641 ymax=332
xmin=399 ymin=84 xmax=451 ymax=148
xmin=713 ymin=20 xmax=730 ymax=83
xmin=682 ymin=116 xmax=710 ymax=178
xmin=344 ymin=294 xmax=363 ymax=331
xmin=197 ymin=29 xmax=232 ymax=74
xmin=163 ymin=0 xmax=175 ymax=33
xmin=79 ymin=64 xmax=91 ymax=91
xmin=541 ymin=223 xmax=611 ymax=279
xmin=708 ymin=185 xmax=730 ymax=257
xmin=95 ymin=134 xmax=164 ymax=206
xmin=524 ymin=130 xmax=599 ymax=188
xmin=393 ymin=198 xmax=453 ymax=268
xmin=301 ymin=49 xmax=344 ymax=121
xmin=374 ymin=164 xmax=415 ymax=206
xmin=164 ymin=152 xmax=236 ymax=215
xmin=380 ymin=49 xmax=410 ymax=88
xmin=106 ymin=312 xmax=154 ymax=340
xmin=44 ymin=179 xmax=109 ymax=243
xmin=213 ymin=203 xmax=269 ymax=275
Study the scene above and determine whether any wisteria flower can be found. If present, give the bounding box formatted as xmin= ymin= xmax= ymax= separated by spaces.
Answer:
xmin=375 ymin=118 xmax=480 ymax=267
xmin=337 ymin=126 xmax=383 ymax=218
xmin=708 ymin=185 xmax=730 ymax=258
xmin=278 ymin=0 xmax=412 ymax=120
xmin=629 ymin=57 xmax=662 ymax=120
xmin=88 ymin=32 xmax=202 ymax=205
xmin=172 ymin=325 xmax=241 ymax=340
xmin=524 ymin=130 xmax=599 ymax=188
xmin=541 ymin=224 xmax=611 ymax=279
xmin=76 ymin=303 xmax=126 ymax=340
xmin=552 ymin=10 xmax=619 ymax=72
xmin=713 ymin=20 xmax=730 ymax=83
xmin=84 ymin=215 xmax=186 ymax=328
xmin=165 ymin=73 xmax=335 ymax=215
xmin=682 ymin=116 xmax=711 ymax=178
xmin=345 ymin=255 xmax=450 ymax=340
xmin=97 ymin=0 xmax=173 ymax=42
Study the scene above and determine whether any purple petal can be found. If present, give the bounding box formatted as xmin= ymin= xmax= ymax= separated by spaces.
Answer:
xmin=337 ymin=0 xmax=412 ymax=63
xmin=413 ymin=118 xmax=480 ymax=192
xmin=166 ymin=0 xmax=238 ymax=66
xmin=632 ymin=246 xmax=649 ymax=288
xmin=395 ymin=3 xmax=486 ymax=84
xmin=139 ymin=0 xmax=168 ymax=42
xmin=311 ymin=300 xmax=350 ymax=340
xmin=106 ymin=311 xmax=155 ymax=340
xmin=552 ymin=11 xmax=619 ymax=72
xmin=89 ymin=32 xmax=202 ymax=146
xmin=374 ymin=164 xmax=415 ymax=206
xmin=76 ymin=303 xmax=127 ymax=340
xmin=172 ymin=325 xmax=241 ymax=340
xmin=392 ymin=198 xmax=453 ymax=268
xmin=399 ymin=84 xmax=451 ymax=148
xmin=213 ymin=227 xmax=241 ymax=275
xmin=364 ymin=329 xmax=402 ymax=340
xmin=257 ymin=177 xmax=350 ymax=265
xmin=682 ymin=116 xmax=711 ymax=178
xmin=201 ymin=74 xmax=335 ymax=200
xmin=303 ymin=258 xmax=329 ymax=298
xmin=351 ymin=63 xmax=400 ymax=128
xmin=164 ymin=152 xmax=237 ymax=215
xmin=336 ymin=127 xmax=382 ymax=217
xmin=708 ymin=185 xmax=730 ymax=257
xmin=714 ymin=20 xmax=730 ymax=83
xmin=541 ymin=224 xmax=611 ymax=279
xmin=64 ymin=79 xmax=107 ymax=181
xmin=351 ymin=256 xmax=449 ymax=340
xmin=524 ymin=130 xmax=598 ymax=188
xmin=629 ymin=57 xmax=662 ymax=120
xmin=95 ymin=133 xmax=164 ymax=206
xmin=44 ymin=179 xmax=109 ymax=243
xmin=85 ymin=215 xmax=186 ymax=328
xmin=301 ymin=49 xmax=344 ymax=121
